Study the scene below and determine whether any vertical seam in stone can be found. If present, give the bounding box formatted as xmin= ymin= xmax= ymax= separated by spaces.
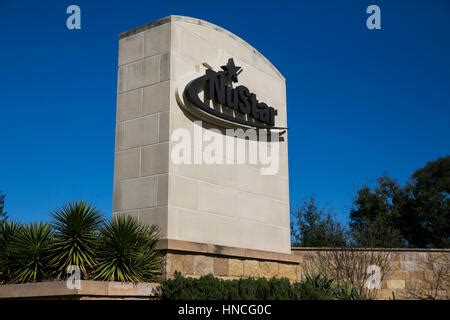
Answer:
xmin=141 ymin=30 xmax=145 ymax=61
xmin=156 ymin=175 xmax=160 ymax=208
xmin=157 ymin=112 xmax=160 ymax=142
xmin=140 ymin=87 xmax=143 ymax=117
xmin=139 ymin=147 xmax=142 ymax=178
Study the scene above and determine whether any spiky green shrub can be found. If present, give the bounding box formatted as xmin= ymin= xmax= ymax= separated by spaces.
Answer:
xmin=332 ymin=282 xmax=363 ymax=300
xmin=49 ymin=201 xmax=103 ymax=279
xmin=92 ymin=215 xmax=163 ymax=282
xmin=294 ymin=273 xmax=336 ymax=299
xmin=8 ymin=223 xmax=53 ymax=283
xmin=0 ymin=221 xmax=22 ymax=282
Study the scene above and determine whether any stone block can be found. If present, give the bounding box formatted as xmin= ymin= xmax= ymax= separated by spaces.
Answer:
xmin=383 ymin=270 xmax=409 ymax=281
xmin=158 ymin=112 xmax=170 ymax=142
xmin=114 ymin=148 xmax=140 ymax=181
xmin=142 ymin=81 xmax=170 ymax=115
xmin=408 ymin=271 xmax=425 ymax=281
xmin=214 ymin=257 xmax=229 ymax=276
xmin=175 ymin=209 xmax=221 ymax=244
xmin=116 ymin=114 xmax=159 ymax=151
xmin=259 ymin=261 xmax=278 ymax=279
xmin=160 ymin=52 xmax=170 ymax=82
xmin=228 ymin=259 xmax=244 ymax=277
xmin=400 ymin=261 xmax=421 ymax=271
xmin=389 ymin=260 xmax=401 ymax=271
xmin=193 ymin=255 xmax=214 ymax=275
xmin=144 ymin=24 xmax=171 ymax=57
xmin=157 ymin=174 xmax=168 ymax=207
xmin=119 ymin=32 xmax=144 ymax=66
xmin=173 ymin=22 xmax=219 ymax=64
xmin=116 ymin=88 xmax=142 ymax=122
xmin=113 ymin=176 xmax=158 ymax=211
xmin=198 ymin=182 xmax=233 ymax=217
xmin=168 ymin=175 xmax=198 ymax=210
xmin=278 ymin=263 xmax=297 ymax=281
xmin=167 ymin=253 xmax=194 ymax=276
xmin=375 ymin=289 xmax=396 ymax=300
xmin=405 ymin=279 xmax=428 ymax=290
xmin=117 ymin=66 xmax=127 ymax=93
xmin=243 ymin=260 xmax=260 ymax=278
xmin=141 ymin=142 xmax=169 ymax=176
xmin=214 ymin=217 xmax=253 ymax=249
xmin=138 ymin=206 xmax=168 ymax=238
xmin=126 ymin=55 xmax=160 ymax=91
xmin=385 ymin=280 xmax=406 ymax=290
xmin=399 ymin=252 xmax=429 ymax=261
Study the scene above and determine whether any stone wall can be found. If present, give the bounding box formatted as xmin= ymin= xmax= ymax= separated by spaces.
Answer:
xmin=160 ymin=241 xmax=449 ymax=300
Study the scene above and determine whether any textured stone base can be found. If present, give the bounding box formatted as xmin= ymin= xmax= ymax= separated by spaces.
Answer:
xmin=159 ymin=241 xmax=449 ymax=300
xmin=164 ymin=252 xmax=301 ymax=281
xmin=0 ymin=281 xmax=158 ymax=300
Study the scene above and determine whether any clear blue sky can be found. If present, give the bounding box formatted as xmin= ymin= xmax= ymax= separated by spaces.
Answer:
xmin=1 ymin=0 xmax=449 ymax=224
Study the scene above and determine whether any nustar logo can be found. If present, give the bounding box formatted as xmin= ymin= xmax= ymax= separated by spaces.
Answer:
xmin=184 ymin=58 xmax=282 ymax=129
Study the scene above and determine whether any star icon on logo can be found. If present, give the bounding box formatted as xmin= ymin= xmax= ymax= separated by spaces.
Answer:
xmin=221 ymin=58 xmax=242 ymax=83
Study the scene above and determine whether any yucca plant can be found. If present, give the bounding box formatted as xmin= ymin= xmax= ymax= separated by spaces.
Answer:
xmin=49 ymin=201 xmax=103 ymax=279
xmin=298 ymin=273 xmax=335 ymax=299
xmin=332 ymin=282 xmax=363 ymax=300
xmin=0 ymin=221 xmax=22 ymax=282
xmin=8 ymin=223 xmax=53 ymax=283
xmin=297 ymin=272 xmax=362 ymax=300
xmin=92 ymin=215 xmax=163 ymax=283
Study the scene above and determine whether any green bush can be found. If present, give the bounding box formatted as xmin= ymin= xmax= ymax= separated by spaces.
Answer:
xmin=0 ymin=221 xmax=21 ymax=282
xmin=49 ymin=201 xmax=103 ymax=279
xmin=156 ymin=272 xmax=364 ymax=300
xmin=92 ymin=215 xmax=163 ymax=282
xmin=0 ymin=201 xmax=163 ymax=284
xmin=8 ymin=223 xmax=54 ymax=283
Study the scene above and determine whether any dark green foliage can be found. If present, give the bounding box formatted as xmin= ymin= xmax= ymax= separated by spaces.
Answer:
xmin=0 ymin=221 xmax=21 ymax=282
xmin=156 ymin=272 xmax=363 ymax=300
xmin=0 ymin=201 xmax=163 ymax=284
xmin=0 ymin=193 xmax=7 ymax=228
xmin=403 ymin=156 xmax=450 ymax=247
xmin=294 ymin=273 xmax=335 ymax=300
xmin=295 ymin=273 xmax=362 ymax=300
xmin=92 ymin=215 xmax=163 ymax=282
xmin=49 ymin=201 xmax=103 ymax=279
xmin=349 ymin=176 xmax=404 ymax=248
xmin=8 ymin=223 xmax=53 ymax=283
xmin=349 ymin=156 xmax=450 ymax=248
xmin=291 ymin=197 xmax=347 ymax=247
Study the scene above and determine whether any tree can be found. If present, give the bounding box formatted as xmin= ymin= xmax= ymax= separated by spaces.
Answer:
xmin=349 ymin=176 xmax=404 ymax=248
xmin=349 ymin=156 xmax=450 ymax=248
xmin=0 ymin=192 xmax=6 ymax=228
xmin=401 ymin=156 xmax=450 ymax=247
xmin=291 ymin=197 xmax=347 ymax=247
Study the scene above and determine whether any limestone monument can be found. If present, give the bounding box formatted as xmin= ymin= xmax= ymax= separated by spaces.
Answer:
xmin=113 ymin=16 xmax=290 ymax=273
